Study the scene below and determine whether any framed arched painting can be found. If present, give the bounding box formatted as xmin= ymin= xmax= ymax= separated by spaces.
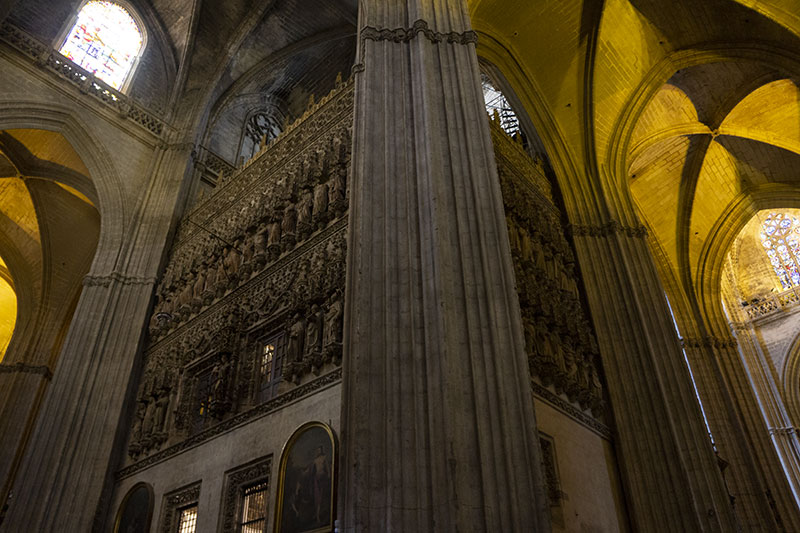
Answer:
xmin=274 ymin=421 xmax=336 ymax=533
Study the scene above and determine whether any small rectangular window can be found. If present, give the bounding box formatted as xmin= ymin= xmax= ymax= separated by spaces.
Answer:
xmin=259 ymin=332 xmax=285 ymax=402
xmin=176 ymin=504 xmax=198 ymax=533
xmin=193 ymin=369 xmax=213 ymax=433
xmin=239 ymin=481 xmax=268 ymax=533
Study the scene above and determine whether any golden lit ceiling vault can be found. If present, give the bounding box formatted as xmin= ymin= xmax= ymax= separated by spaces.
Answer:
xmin=0 ymin=129 xmax=99 ymax=365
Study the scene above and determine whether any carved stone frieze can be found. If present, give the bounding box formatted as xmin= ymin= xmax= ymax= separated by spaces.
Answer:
xmin=360 ymin=19 xmax=478 ymax=46
xmin=491 ymin=116 xmax=606 ymax=418
xmin=0 ymin=362 xmax=53 ymax=380
xmin=568 ymin=220 xmax=648 ymax=239
xmin=117 ymin=368 xmax=341 ymax=479
xmin=128 ymin=82 xmax=352 ymax=465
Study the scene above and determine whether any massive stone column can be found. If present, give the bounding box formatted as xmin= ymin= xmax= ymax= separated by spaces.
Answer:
xmin=681 ymin=335 xmax=784 ymax=530
xmin=0 ymin=144 xmax=191 ymax=532
xmin=339 ymin=1 xmax=550 ymax=531
xmin=570 ymin=220 xmax=740 ymax=531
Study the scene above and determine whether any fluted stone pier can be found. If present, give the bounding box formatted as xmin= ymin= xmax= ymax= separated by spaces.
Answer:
xmin=339 ymin=1 xmax=551 ymax=531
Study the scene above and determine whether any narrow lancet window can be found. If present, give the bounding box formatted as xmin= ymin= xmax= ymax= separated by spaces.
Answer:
xmin=59 ymin=1 xmax=143 ymax=90
xmin=760 ymin=212 xmax=800 ymax=289
xmin=481 ymin=73 xmax=521 ymax=136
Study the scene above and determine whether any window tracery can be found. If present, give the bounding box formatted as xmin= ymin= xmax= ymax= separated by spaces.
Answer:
xmin=58 ymin=1 xmax=143 ymax=90
xmin=240 ymin=112 xmax=282 ymax=164
xmin=481 ymin=73 xmax=521 ymax=136
xmin=760 ymin=212 xmax=800 ymax=289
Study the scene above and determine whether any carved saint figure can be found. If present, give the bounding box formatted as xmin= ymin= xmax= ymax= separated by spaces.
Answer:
xmin=267 ymin=211 xmax=282 ymax=258
xmin=140 ymin=394 xmax=157 ymax=442
xmin=312 ymin=181 xmax=329 ymax=229
xmin=288 ymin=313 xmax=305 ymax=363
xmin=323 ymin=293 xmax=343 ymax=349
xmin=297 ymin=187 xmax=314 ymax=238
xmin=153 ymin=388 xmax=169 ymax=436
xmin=282 ymin=203 xmax=297 ymax=251
xmin=253 ymin=220 xmax=268 ymax=268
xmin=305 ymin=305 xmax=321 ymax=357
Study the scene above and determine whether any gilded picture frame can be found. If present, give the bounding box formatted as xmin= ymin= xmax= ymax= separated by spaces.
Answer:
xmin=274 ymin=421 xmax=336 ymax=533
xmin=113 ymin=481 xmax=154 ymax=533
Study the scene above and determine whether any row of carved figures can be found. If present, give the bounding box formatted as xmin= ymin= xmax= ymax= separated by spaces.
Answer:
xmin=131 ymin=286 xmax=345 ymax=459
xmin=149 ymin=175 xmax=348 ymax=341
xmin=496 ymin=147 xmax=605 ymax=415
xmin=282 ymin=289 xmax=344 ymax=383
xmin=522 ymin=306 xmax=604 ymax=414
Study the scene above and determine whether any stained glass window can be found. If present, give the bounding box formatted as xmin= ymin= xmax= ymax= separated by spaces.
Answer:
xmin=59 ymin=1 xmax=143 ymax=90
xmin=760 ymin=212 xmax=800 ymax=289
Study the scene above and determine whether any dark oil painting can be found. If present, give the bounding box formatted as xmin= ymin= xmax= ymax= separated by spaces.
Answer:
xmin=276 ymin=423 xmax=335 ymax=533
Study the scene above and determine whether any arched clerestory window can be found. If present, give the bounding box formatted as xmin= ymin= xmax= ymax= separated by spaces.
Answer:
xmin=58 ymin=1 xmax=144 ymax=91
xmin=760 ymin=212 xmax=800 ymax=289
xmin=481 ymin=72 xmax=521 ymax=137
xmin=239 ymin=111 xmax=282 ymax=164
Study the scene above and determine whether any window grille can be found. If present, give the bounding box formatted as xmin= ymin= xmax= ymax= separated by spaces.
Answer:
xmin=176 ymin=504 xmax=198 ymax=533
xmin=239 ymin=481 xmax=269 ymax=533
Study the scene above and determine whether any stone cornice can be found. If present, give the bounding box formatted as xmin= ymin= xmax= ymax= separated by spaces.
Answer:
xmin=769 ymin=426 xmax=797 ymax=436
xmin=360 ymin=19 xmax=478 ymax=46
xmin=568 ymin=220 xmax=648 ymax=239
xmin=83 ymin=272 xmax=157 ymax=288
xmin=0 ymin=361 xmax=53 ymax=380
xmin=116 ymin=368 xmax=342 ymax=480
xmin=531 ymin=381 xmax=612 ymax=440
xmin=681 ymin=336 xmax=738 ymax=350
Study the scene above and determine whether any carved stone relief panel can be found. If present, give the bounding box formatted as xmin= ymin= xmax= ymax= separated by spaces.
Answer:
xmin=491 ymin=116 xmax=605 ymax=418
xmin=127 ymin=80 xmax=352 ymax=464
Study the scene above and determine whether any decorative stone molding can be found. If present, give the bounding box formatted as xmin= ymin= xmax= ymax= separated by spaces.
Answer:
xmin=0 ymin=362 xmax=53 ymax=380
xmin=83 ymin=272 xmax=156 ymax=287
xmin=116 ymin=368 xmax=341 ymax=480
xmin=220 ymin=456 xmax=272 ymax=533
xmin=739 ymin=287 xmax=800 ymax=321
xmin=361 ymin=19 xmax=478 ymax=46
xmin=0 ymin=22 xmax=166 ymax=137
xmin=159 ymin=481 xmax=201 ymax=533
xmin=568 ymin=220 xmax=648 ymax=239
xmin=769 ymin=426 xmax=798 ymax=436
xmin=531 ymin=381 xmax=612 ymax=440
xmin=681 ymin=336 xmax=738 ymax=350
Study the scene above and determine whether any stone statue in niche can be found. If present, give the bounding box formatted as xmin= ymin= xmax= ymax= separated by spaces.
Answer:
xmin=330 ymin=136 xmax=348 ymax=216
xmin=267 ymin=209 xmax=282 ymax=260
xmin=203 ymin=250 xmax=219 ymax=305
xmin=253 ymin=218 xmax=268 ymax=270
xmin=240 ymin=226 xmax=256 ymax=280
xmin=313 ymin=180 xmax=329 ymax=230
xmin=215 ymin=250 xmax=229 ymax=298
xmin=224 ymin=240 xmax=242 ymax=289
xmin=178 ymin=272 xmax=195 ymax=319
xmin=287 ymin=313 xmax=305 ymax=364
xmin=305 ymin=304 xmax=322 ymax=372
xmin=210 ymin=353 xmax=232 ymax=417
xmin=128 ymin=400 xmax=146 ymax=456
xmin=323 ymin=291 xmax=343 ymax=362
xmin=282 ymin=202 xmax=297 ymax=252
xmin=192 ymin=262 xmax=206 ymax=311
xmin=140 ymin=392 xmax=157 ymax=447
xmin=153 ymin=386 xmax=170 ymax=444
xmin=297 ymin=185 xmax=314 ymax=239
